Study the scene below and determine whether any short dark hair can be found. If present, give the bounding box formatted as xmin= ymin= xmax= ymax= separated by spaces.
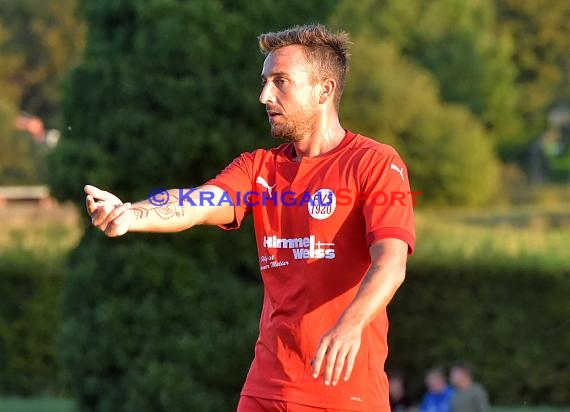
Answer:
xmin=258 ymin=24 xmax=351 ymax=110
xmin=426 ymin=366 xmax=446 ymax=378
xmin=452 ymin=362 xmax=474 ymax=377
xmin=387 ymin=368 xmax=405 ymax=381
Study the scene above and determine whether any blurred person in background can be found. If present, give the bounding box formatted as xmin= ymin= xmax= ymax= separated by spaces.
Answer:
xmin=450 ymin=362 xmax=490 ymax=412
xmin=420 ymin=367 xmax=454 ymax=412
xmin=388 ymin=370 xmax=412 ymax=412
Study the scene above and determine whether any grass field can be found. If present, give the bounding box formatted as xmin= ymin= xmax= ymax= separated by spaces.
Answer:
xmin=0 ymin=202 xmax=81 ymax=258
xmin=0 ymin=398 xmax=76 ymax=412
xmin=413 ymin=203 xmax=569 ymax=270
xmin=493 ymin=409 xmax=570 ymax=412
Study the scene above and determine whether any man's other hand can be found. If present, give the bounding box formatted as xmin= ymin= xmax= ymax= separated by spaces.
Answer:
xmin=311 ymin=319 xmax=362 ymax=387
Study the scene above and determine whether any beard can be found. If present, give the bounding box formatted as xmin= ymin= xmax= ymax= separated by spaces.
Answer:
xmin=269 ymin=110 xmax=316 ymax=142
xmin=270 ymin=121 xmax=301 ymax=142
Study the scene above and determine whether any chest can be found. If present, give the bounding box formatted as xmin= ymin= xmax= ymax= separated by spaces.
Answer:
xmin=251 ymin=157 xmax=365 ymax=228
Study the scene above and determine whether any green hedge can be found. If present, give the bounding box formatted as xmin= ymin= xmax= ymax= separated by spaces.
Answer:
xmin=2 ymin=240 xmax=568 ymax=406
xmin=0 ymin=250 xmax=65 ymax=395
xmin=387 ymin=260 xmax=570 ymax=405
xmin=58 ymin=228 xmax=262 ymax=412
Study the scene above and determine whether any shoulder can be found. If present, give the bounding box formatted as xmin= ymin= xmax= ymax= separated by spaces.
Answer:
xmin=226 ymin=147 xmax=274 ymax=170
xmin=422 ymin=392 xmax=435 ymax=403
xmin=238 ymin=142 xmax=291 ymax=162
xmin=345 ymin=132 xmax=409 ymax=184
xmin=473 ymin=383 xmax=488 ymax=395
xmin=349 ymin=132 xmax=402 ymax=159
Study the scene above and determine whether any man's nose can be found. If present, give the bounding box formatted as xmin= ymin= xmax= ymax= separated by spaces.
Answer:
xmin=259 ymin=83 xmax=275 ymax=105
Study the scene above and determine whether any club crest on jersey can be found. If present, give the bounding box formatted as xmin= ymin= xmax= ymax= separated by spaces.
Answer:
xmin=308 ymin=188 xmax=336 ymax=220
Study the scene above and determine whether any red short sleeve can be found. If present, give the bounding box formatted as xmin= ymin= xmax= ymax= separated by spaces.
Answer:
xmin=361 ymin=152 xmax=416 ymax=254
xmin=204 ymin=151 xmax=256 ymax=230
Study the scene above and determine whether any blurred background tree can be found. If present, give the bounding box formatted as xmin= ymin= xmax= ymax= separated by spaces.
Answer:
xmin=333 ymin=0 xmax=522 ymax=153
xmin=339 ymin=38 xmax=500 ymax=205
xmin=0 ymin=0 xmax=85 ymax=128
xmin=332 ymin=0 xmax=508 ymax=205
xmin=333 ymin=0 xmax=570 ymax=178
xmin=496 ymin=0 xmax=570 ymax=146
xmin=0 ymin=99 xmax=39 ymax=184
xmin=0 ymin=0 xmax=84 ymax=183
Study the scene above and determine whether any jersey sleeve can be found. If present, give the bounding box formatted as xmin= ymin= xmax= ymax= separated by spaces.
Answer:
xmin=360 ymin=151 xmax=416 ymax=254
xmin=204 ymin=151 xmax=256 ymax=230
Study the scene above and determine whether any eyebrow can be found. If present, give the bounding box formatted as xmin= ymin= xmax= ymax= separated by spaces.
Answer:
xmin=261 ymin=71 xmax=290 ymax=79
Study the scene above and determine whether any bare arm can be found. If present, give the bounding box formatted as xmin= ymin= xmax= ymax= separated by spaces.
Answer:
xmin=85 ymin=184 xmax=234 ymax=236
xmin=311 ymin=238 xmax=408 ymax=386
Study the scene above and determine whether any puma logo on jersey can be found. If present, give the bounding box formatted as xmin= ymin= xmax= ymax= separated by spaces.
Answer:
xmin=390 ymin=163 xmax=405 ymax=181
xmin=256 ymin=176 xmax=276 ymax=196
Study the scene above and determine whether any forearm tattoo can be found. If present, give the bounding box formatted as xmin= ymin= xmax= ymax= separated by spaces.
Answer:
xmin=361 ymin=263 xmax=382 ymax=286
xmin=369 ymin=263 xmax=381 ymax=273
xmin=132 ymin=194 xmax=185 ymax=221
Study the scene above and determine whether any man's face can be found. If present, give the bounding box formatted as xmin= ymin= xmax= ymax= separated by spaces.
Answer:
xmin=426 ymin=373 xmax=445 ymax=393
xmin=389 ymin=377 xmax=405 ymax=399
xmin=450 ymin=367 xmax=469 ymax=389
xmin=259 ymin=45 xmax=321 ymax=141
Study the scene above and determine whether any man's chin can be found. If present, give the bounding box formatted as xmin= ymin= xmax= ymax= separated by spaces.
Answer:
xmin=270 ymin=125 xmax=300 ymax=142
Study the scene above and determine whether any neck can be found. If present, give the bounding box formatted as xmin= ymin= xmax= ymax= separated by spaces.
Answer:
xmin=459 ymin=381 xmax=472 ymax=390
xmin=292 ymin=114 xmax=345 ymax=160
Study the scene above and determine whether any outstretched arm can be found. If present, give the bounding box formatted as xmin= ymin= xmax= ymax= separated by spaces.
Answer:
xmin=85 ymin=184 xmax=234 ymax=236
xmin=311 ymin=238 xmax=408 ymax=386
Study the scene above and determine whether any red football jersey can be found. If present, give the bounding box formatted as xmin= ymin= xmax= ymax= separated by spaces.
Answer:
xmin=205 ymin=130 xmax=415 ymax=411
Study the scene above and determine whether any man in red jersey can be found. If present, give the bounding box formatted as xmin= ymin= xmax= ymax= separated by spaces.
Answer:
xmin=85 ymin=24 xmax=415 ymax=411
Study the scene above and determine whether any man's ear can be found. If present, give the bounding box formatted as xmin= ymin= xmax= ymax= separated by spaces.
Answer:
xmin=319 ymin=78 xmax=336 ymax=104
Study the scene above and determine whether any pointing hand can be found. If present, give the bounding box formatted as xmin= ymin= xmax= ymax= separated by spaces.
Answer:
xmin=84 ymin=184 xmax=133 ymax=237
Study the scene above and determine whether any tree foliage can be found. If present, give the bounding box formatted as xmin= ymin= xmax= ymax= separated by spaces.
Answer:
xmin=0 ymin=0 xmax=85 ymax=127
xmin=0 ymin=99 xmax=39 ymax=184
xmin=339 ymin=37 xmax=500 ymax=205
xmin=332 ymin=0 xmax=522 ymax=154
xmin=0 ymin=250 xmax=64 ymax=395
xmin=495 ymin=0 xmax=570 ymax=141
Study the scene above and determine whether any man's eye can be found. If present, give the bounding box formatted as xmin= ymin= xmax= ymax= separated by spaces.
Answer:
xmin=274 ymin=79 xmax=286 ymax=85
xmin=261 ymin=79 xmax=267 ymax=86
